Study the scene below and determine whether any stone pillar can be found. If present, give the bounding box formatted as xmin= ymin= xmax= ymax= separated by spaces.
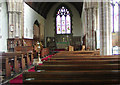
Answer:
xmin=18 ymin=13 xmax=21 ymax=38
xmin=16 ymin=12 xmax=19 ymax=37
xmin=92 ymin=7 xmax=97 ymax=50
xmin=99 ymin=2 xmax=104 ymax=55
xmin=99 ymin=2 xmax=112 ymax=55
xmin=0 ymin=3 xmax=1 ymax=38
xmin=119 ymin=3 xmax=120 ymax=47
xmin=84 ymin=2 xmax=99 ymax=51
xmin=13 ymin=12 xmax=16 ymax=38
xmin=7 ymin=0 xmax=23 ymax=38
xmin=8 ymin=0 xmax=13 ymax=38
xmin=84 ymin=2 xmax=94 ymax=50
xmin=108 ymin=2 xmax=112 ymax=55
xmin=84 ymin=8 xmax=88 ymax=49
xmin=102 ymin=2 xmax=108 ymax=55
xmin=9 ymin=13 xmax=14 ymax=38
xmin=87 ymin=8 xmax=93 ymax=50
xmin=19 ymin=0 xmax=23 ymax=38
xmin=95 ymin=8 xmax=100 ymax=49
xmin=119 ymin=3 xmax=120 ymax=32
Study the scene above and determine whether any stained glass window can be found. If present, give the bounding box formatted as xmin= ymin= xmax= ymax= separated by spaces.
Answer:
xmin=56 ymin=6 xmax=71 ymax=34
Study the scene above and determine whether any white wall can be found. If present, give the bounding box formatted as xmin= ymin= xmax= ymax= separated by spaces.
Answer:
xmin=24 ymin=2 xmax=45 ymax=39
xmin=0 ymin=2 xmax=8 ymax=52
xmin=45 ymin=2 xmax=83 ymax=38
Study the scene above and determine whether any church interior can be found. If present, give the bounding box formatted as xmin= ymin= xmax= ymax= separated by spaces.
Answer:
xmin=0 ymin=0 xmax=120 ymax=85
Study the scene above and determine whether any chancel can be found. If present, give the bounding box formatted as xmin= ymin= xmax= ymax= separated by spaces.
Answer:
xmin=0 ymin=0 xmax=120 ymax=85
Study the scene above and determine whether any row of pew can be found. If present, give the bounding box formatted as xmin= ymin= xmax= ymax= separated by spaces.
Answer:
xmin=0 ymin=52 xmax=34 ymax=81
xmin=23 ymin=51 xmax=120 ymax=84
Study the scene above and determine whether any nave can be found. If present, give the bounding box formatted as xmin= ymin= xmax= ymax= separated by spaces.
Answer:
xmin=0 ymin=1 xmax=120 ymax=85
xmin=1 ymin=49 xmax=119 ymax=85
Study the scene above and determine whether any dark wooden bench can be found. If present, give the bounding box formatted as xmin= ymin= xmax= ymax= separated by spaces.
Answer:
xmin=0 ymin=52 xmax=33 ymax=78
xmin=14 ymin=46 xmax=34 ymax=66
xmin=22 ymin=52 xmax=119 ymax=84
xmin=55 ymin=50 xmax=100 ymax=55
xmin=43 ymin=59 xmax=119 ymax=65
xmin=23 ymin=70 xmax=119 ymax=84
xmin=49 ymin=56 xmax=119 ymax=61
xmin=2 ymin=52 xmax=26 ymax=72
xmin=23 ymin=79 xmax=119 ymax=84
xmin=35 ymin=64 xmax=119 ymax=71
xmin=52 ymin=54 xmax=118 ymax=57
xmin=0 ymin=57 xmax=11 ymax=78
xmin=19 ymin=52 xmax=34 ymax=68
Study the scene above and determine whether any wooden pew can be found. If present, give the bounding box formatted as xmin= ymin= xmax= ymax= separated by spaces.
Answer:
xmin=1 ymin=52 xmax=26 ymax=78
xmin=49 ymin=56 xmax=119 ymax=61
xmin=30 ymin=52 xmax=34 ymax=65
xmin=23 ymin=70 xmax=120 ymax=84
xmin=23 ymin=79 xmax=119 ymax=84
xmin=52 ymin=54 xmax=118 ymax=57
xmin=1 ymin=57 xmax=11 ymax=78
xmin=21 ymin=54 xmax=26 ymax=70
xmin=43 ymin=59 xmax=119 ymax=65
xmin=23 ymin=52 xmax=119 ymax=84
xmin=35 ymin=64 xmax=119 ymax=71
xmin=26 ymin=53 xmax=30 ymax=68
xmin=14 ymin=46 xmax=34 ymax=66
xmin=2 ymin=52 xmax=26 ymax=71
xmin=22 ymin=52 xmax=33 ymax=68
xmin=55 ymin=50 xmax=100 ymax=55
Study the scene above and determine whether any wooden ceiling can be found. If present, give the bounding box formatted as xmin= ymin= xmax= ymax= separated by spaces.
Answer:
xmin=26 ymin=2 xmax=83 ymax=19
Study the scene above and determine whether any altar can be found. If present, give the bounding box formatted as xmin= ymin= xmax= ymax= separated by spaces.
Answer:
xmin=56 ymin=42 xmax=69 ymax=49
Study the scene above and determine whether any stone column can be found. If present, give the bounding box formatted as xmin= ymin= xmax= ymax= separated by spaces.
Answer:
xmin=19 ymin=0 xmax=23 ymax=38
xmin=8 ymin=0 xmax=14 ymax=38
xmin=102 ymin=2 xmax=108 ymax=55
xmin=118 ymin=1 xmax=120 ymax=45
xmin=18 ymin=13 xmax=21 ymax=38
xmin=0 ymin=3 xmax=1 ymax=38
xmin=108 ymin=2 xmax=112 ymax=55
xmin=15 ymin=1 xmax=19 ymax=37
xmin=88 ymin=7 xmax=93 ymax=50
xmin=16 ymin=12 xmax=19 ymax=37
xmin=20 ymin=0 xmax=24 ymax=38
xmin=92 ymin=7 xmax=97 ymax=50
xmin=119 ymin=3 xmax=120 ymax=32
xmin=84 ymin=8 xmax=88 ymax=49
xmin=7 ymin=0 xmax=23 ymax=38
xmin=8 ymin=12 xmax=14 ymax=38
xmin=96 ymin=7 xmax=99 ymax=49
xmin=99 ymin=2 xmax=104 ymax=55
xmin=99 ymin=2 xmax=112 ymax=55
